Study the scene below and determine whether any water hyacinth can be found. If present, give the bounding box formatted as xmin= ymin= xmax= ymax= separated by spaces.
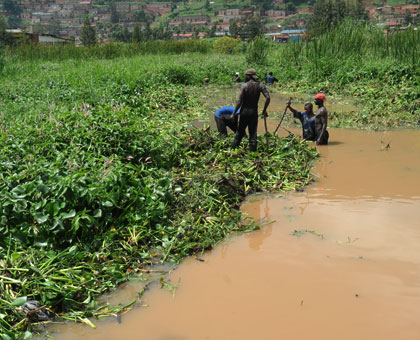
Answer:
xmin=0 ymin=52 xmax=318 ymax=340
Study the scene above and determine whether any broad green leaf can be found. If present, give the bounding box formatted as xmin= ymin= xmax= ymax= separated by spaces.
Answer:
xmin=23 ymin=331 xmax=32 ymax=340
xmin=61 ymin=210 xmax=76 ymax=219
xmin=1 ymin=334 xmax=13 ymax=340
xmin=36 ymin=183 xmax=50 ymax=194
xmin=11 ymin=296 xmax=27 ymax=307
xmin=93 ymin=209 xmax=102 ymax=218
xmin=35 ymin=214 xmax=49 ymax=224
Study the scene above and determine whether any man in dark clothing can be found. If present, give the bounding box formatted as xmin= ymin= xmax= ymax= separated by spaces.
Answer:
xmin=314 ymin=93 xmax=329 ymax=145
xmin=287 ymin=102 xmax=316 ymax=141
xmin=231 ymin=69 xmax=270 ymax=152
xmin=214 ymin=106 xmax=240 ymax=137
xmin=264 ymin=72 xmax=278 ymax=86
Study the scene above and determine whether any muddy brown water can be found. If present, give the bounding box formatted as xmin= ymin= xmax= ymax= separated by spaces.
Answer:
xmin=44 ymin=105 xmax=420 ymax=340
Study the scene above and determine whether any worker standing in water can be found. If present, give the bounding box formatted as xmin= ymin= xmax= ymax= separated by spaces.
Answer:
xmin=314 ymin=93 xmax=329 ymax=145
xmin=287 ymin=102 xmax=316 ymax=141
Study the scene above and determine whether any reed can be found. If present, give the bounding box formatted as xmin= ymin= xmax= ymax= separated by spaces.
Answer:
xmin=4 ymin=39 xmax=212 ymax=61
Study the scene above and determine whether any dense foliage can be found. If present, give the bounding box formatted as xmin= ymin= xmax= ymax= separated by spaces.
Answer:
xmin=272 ymin=21 xmax=420 ymax=127
xmin=1 ymin=23 xmax=420 ymax=336
xmin=308 ymin=0 xmax=368 ymax=35
xmin=0 ymin=53 xmax=317 ymax=339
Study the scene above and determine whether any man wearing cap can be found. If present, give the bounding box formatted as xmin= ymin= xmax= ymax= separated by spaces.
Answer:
xmin=231 ymin=69 xmax=270 ymax=152
xmin=314 ymin=93 xmax=329 ymax=145
xmin=214 ymin=106 xmax=240 ymax=137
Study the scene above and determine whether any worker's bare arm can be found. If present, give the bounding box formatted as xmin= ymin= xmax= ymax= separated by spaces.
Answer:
xmin=261 ymin=86 xmax=271 ymax=116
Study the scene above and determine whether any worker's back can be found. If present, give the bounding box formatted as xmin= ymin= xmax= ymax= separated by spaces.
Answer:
xmin=240 ymin=79 xmax=265 ymax=112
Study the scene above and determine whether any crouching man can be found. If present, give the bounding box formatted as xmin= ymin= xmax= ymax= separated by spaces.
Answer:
xmin=214 ymin=106 xmax=240 ymax=137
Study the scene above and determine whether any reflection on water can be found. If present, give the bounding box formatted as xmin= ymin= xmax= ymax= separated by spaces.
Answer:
xmin=43 ymin=127 xmax=420 ymax=340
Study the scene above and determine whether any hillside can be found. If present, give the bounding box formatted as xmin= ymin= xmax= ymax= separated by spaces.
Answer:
xmin=0 ymin=0 xmax=419 ymax=41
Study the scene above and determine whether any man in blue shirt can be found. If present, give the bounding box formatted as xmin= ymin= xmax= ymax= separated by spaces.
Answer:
xmin=264 ymin=72 xmax=278 ymax=86
xmin=214 ymin=106 xmax=240 ymax=137
xmin=287 ymin=102 xmax=316 ymax=141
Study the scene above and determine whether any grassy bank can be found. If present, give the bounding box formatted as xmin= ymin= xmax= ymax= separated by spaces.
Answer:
xmin=0 ymin=53 xmax=317 ymax=339
xmin=3 ymin=23 xmax=420 ymax=129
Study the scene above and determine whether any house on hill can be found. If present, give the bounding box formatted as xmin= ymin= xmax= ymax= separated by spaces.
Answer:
xmin=215 ymin=22 xmax=230 ymax=36
xmin=6 ymin=29 xmax=73 ymax=44
xmin=265 ymin=9 xmax=286 ymax=18
xmin=216 ymin=8 xmax=241 ymax=22
xmin=177 ymin=14 xmax=210 ymax=23
xmin=145 ymin=3 xmax=171 ymax=15
xmin=172 ymin=33 xmax=193 ymax=40
xmin=265 ymin=29 xmax=306 ymax=42
xmin=393 ymin=4 xmax=419 ymax=15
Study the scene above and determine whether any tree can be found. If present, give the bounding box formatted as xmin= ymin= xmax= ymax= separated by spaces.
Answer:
xmin=144 ymin=22 xmax=152 ymax=40
xmin=0 ymin=15 xmax=12 ymax=45
xmin=209 ymin=24 xmax=217 ymax=37
xmin=132 ymin=23 xmax=143 ymax=42
xmin=308 ymin=0 xmax=368 ymax=35
xmin=110 ymin=24 xmax=132 ymax=42
xmin=404 ymin=9 xmax=412 ymax=25
xmin=133 ymin=9 xmax=149 ymax=22
xmin=80 ymin=17 xmax=96 ymax=46
xmin=241 ymin=16 xmax=264 ymax=39
xmin=109 ymin=0 xmax=119 ymax=23
xmin=152 ymin=22 xmax=171 ymax=40
xmin=2 ymin=0 xmax=22 ymax=27
xmin=285 ymin=3 xmax=297 ymax=15
xmin=45 ymin=19 xmax=61 ymax=36
xmin=252 ymin=0 xmax=273 ymax=10
xmin=229 ymin=19 xmax=241 ymax=38
xmin=122 ymin=25 xmax=131 ymax=42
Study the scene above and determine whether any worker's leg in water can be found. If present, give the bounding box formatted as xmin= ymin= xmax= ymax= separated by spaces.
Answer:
xmin=215 ymin=116 xmax=228 ymax=137
xmin=232 ymin=115 xmax=249 ymax=148
xmin=248 ymin=114 xmax=258 ymax=151
xmin=318 ymin=130 xmax=329 ymax=145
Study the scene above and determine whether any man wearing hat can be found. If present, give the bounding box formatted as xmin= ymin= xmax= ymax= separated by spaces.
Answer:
xmin=314 ymin=93 xmax=329 ymax=145
xmin=231 ymin=69 xmax=270 ymax=151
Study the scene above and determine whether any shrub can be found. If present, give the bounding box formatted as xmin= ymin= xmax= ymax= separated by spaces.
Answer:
xmin=246 ymin=36 xmax=270 ymax=65
xmin=213 ymin=36 xmax=240 ymax=54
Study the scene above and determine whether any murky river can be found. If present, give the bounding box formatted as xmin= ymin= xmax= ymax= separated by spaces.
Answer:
xmin=43 ymin=92 xmax=420 ymax=340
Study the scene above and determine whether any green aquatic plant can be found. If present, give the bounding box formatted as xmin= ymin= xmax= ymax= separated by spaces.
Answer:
xmin=0 ymin=53 xmax=318 ymax=340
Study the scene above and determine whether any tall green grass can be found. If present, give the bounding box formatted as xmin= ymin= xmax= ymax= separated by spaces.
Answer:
xmin=5 ymin=39 xmax=212 ymax=61
xmin=277 ymin=21 xmax=420 ymax=72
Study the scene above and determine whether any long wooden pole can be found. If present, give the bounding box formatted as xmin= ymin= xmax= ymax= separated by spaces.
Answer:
xmin=274 ymin=97 xmax=292 ymax=135
xmin=263 ymin=110 xmax=269 ymax=151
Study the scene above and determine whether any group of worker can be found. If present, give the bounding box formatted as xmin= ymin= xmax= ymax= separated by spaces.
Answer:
xmin=214 ymin=69 xmax=329 ymax=151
